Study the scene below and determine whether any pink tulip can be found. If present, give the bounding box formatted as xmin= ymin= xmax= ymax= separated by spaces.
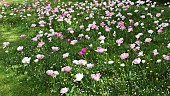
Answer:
xmin=81 ymin=48 xmax=87 ymax=53
xmin=78 ymin=51 xmax=84 ymax=55
xmin=162 ymin=55 xmax=170 ymax=60
xmin=31 ymin=24 xmax=36 ymax=27
xmin=52 ymin=47 xmax=60 ymax=51
xmin=20 ymin=34 xmax=26 ymax=38
xmin=74 ymin=73 xmax=83 ymax=82
xmin=86 ymin=63 xmax=94 ymax=69
xmin=95 ymin=47 xmax=107 ymax=53
xmin=91 ymin=73 xmax=101 ymax=81
xmin=120 ymin=53 xmax=129 ymax=59
xmin=132 ymin=58 xmax=141 ymax=64
xmin=145 ymin=38 xmax=152 ymax=43
xmin=100 ymin=22 xmax=105 ymax=27
xmin=61 ymin=66 xmax=72 ymax=72
xmin=17 ymin=46 xmax=24 ymax=51
xmin=37 ymin=42 xmax=45 ymax=48
xmin=157 ymin=28 xmax=163 ymax=33
xmin=46 ymin=70 xmax=53 ymax=75
xmin=60 ymin=87 xmax=69 ymax=94
xmin=153 ymin=49 xmax=159 ymax=56
xmin=36 ymin=54 xmax=45 ymax=59
xmin=116 ymin=38 xmax=124 ymax=46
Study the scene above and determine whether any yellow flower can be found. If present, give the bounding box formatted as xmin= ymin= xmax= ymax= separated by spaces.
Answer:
xmin=156 ymin=78 xmax=158 ymax=81
xmin=167 ymin=86 xmax=170 ymax=88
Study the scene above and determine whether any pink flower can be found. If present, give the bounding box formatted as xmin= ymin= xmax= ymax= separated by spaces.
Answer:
xmin=46 ymin=70 xmax=53 ymax=75
xmin=86 ymin=63 xmax=94 ymax=68
xmin=162 ymin=55 xmax=170 ymax=60
xmin=153 ymin=49 xmax=159 ymax=56
xmin=105 ymin=26 xmax=111 ymax=32
xmin=20 ymin=34 xmax=26 ymax=38
xmin=145 ymin=38 xmax=152 ymax=43
xmin=37 ymin=42 xmax=45 ymax=48
xmin=36 ymin=54 xmax=45 ymax=59
xmin=17 ymin=46 xmax=24 ymax=51
xmin=31 ymin=24 xmax=36 ymax=27
xmin=120 ymin=53 xmax=129 ymax=59
xmin=116 ymin=38 xmax=124 ymax=46
xmin=157 ymin=28 xmax=163 ymax=33
xmin=95 ymin=47 xmax=107 ymax=53
xmin=138 ymin=51 xmax=144 ymax=57
xmin=74 ymin=73 xmax=83 ymax=82
xmin=132 ymin=58 xmax=141 ymax=64
xmin=118 ymin=21 xmax=124 ymax=27
xmin=81 ymin=48 xmax=87 ymax=53
xmin=3 ymin=42 xmax=10 ymax=48
xmin=61 ymin=66 xmax=72 ymax=72
xmin=78 ymin=60 xmax=87 ymax=65
xmin=91 ymin=73 xmax=101 ymax=81
xmin=60 ymin=87 xmax=69 ymax=94
xmin=100 ymin=22 xmax=105 ymax=27
xmin=78 ymin=51 xmax=84 ymax=55
xmin=156 ymin=13 xmax=161 ymax=17
xmin=52 ymin=47 xmax=60 ymax=51
xmin=128 ymin=26 xmax=133 ymax=32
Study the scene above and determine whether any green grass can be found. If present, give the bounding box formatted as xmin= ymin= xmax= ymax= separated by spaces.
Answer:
xmin=0 ymin=0 xmax=170 ymax=95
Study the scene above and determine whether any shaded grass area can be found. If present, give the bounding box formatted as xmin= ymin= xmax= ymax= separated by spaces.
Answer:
xmin=0 ymin=24 xmax=50 ymax=96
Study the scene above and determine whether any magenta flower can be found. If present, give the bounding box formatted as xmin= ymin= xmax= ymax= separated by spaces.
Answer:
xmin=91 ymin=73 xmax=101 ymax=81
xmin=36 ymin=54 xmax=45 ymax=59
xmin=61 ymin=66 xmax=72 ymax=72
xmin=78 ymin=51 xmax=84 ymax=55
xmin=120 ymin=53 xmax=129 ymax=59
xmin=81 ymin=48 xmax=87 ymax=53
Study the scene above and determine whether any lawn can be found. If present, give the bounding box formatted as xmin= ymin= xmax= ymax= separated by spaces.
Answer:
xmin=0 ymin=0 xmax=170 ymax=95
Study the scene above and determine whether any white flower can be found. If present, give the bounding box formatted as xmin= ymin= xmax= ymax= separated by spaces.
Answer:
xmin=108 ymin=61 xmax=114 ymax=64
xmin=120 ymin=63 xmax=125 ymax=67
xmin=70 ymin=40 xmax=78 ymax=45
xmin=22 ymin=57 xmax=31 ymax=64
xmin=53 ymin=71 xmax=59 ymax=75
xmin=74 ymin=73 xmax=84 ymax=82
xmin=34 ymin=59 xmax=39 ymax=63
xmin=63 ymin=53 xmax=69 ymax=58
xmin=156 ymin=59 xmax=162 ymax=63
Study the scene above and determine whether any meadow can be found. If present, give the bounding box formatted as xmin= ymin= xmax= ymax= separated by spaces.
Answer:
xmin=0 ymin=0 xmax=170 ymax=95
